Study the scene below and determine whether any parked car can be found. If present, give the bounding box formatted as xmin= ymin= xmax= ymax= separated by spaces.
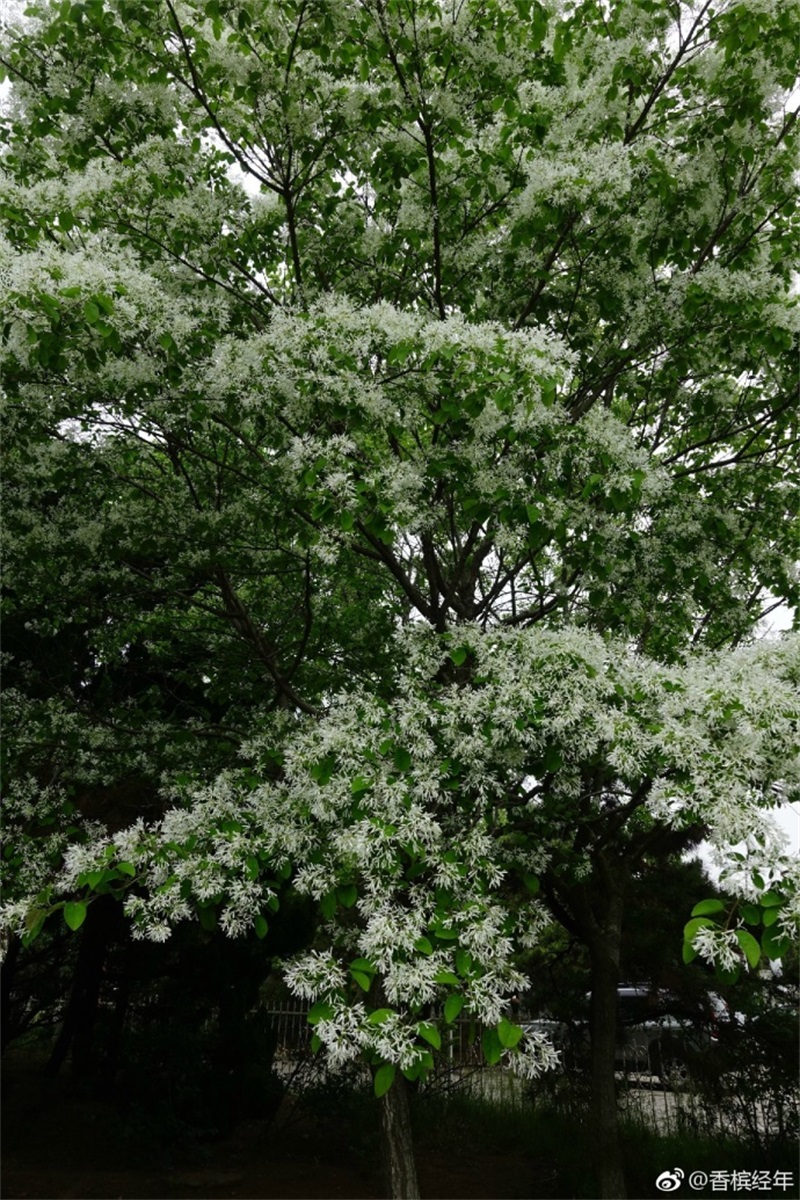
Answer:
xmin=521 ymin=983 xmax=734 ymax=1078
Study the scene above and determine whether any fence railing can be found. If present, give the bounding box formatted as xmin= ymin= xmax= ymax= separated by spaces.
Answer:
xmin=264 ymin=1003 xmax=798 ymax=1149
xmin=266 ymin=1001 xmax=486 ymax=1066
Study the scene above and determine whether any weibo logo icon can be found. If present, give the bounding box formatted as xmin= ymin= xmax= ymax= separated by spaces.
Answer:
xmin=655 ymin=1169 xmax=685 ymax=1192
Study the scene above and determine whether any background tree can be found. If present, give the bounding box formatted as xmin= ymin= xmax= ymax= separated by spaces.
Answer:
xmin=2 ymin=0 xmax=799 ymax=1195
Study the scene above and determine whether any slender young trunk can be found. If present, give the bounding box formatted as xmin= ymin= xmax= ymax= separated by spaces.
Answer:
xmin=588 ymin=907 xmax=627 ymax=1200
xmin=379 ymin=1073 xmax=420 ymax=1200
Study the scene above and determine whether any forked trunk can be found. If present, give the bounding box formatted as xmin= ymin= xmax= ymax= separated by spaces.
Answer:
xmin=379 ymin=1073 xmax=420 ymax=1200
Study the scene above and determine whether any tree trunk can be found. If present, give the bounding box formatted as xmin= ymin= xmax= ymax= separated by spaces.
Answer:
xmin=588 ymin=913 xmax=627 ymax=1200
xmin=0 ymin=935 xmax=21 ymax=1051
xmin=379 ymin=1073 xmax=420 ymax=1200
xmin=44 ymin=895 xmax=118 ymax=1078
xmin=103 ymin=954 xmax=131 ymax=1080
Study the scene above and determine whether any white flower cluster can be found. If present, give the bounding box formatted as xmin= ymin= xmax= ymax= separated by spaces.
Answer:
xmin=690 ymin=925 xmax=742 ymax=974
xmin=508 ymin=1031 xmax=561 ymax=1080
xmin=515 ymin=142 xmax=634 ymax=215
xmin=2 ymin=615 xmax=797 ymax=1074
xmin=315 ymin=1002 xmax=370 ymax=1069
xmin=369 ymin=1010 xmax=423 ymax=1071
xmin=284 ymin=951 xmax=348 ymax=1000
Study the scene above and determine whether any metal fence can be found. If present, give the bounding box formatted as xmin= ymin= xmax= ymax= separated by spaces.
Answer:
xmin=268 ymin=1001 xmax=487 ymax=1067
xmin=269 ymin=1001 xmax=313 ymax=1059
xmin=265 ymin=1003 xmax=798 ymax=1149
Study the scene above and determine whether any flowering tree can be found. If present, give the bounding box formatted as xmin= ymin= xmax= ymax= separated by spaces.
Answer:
xmin=2 ymin=0 xmax=799 ymax=1194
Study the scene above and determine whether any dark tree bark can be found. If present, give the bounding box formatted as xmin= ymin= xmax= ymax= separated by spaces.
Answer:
xmin=0 ymin=935 xmax=21 ymax=1051
xmin=102 ymin=949 xmax=132 ymax=1080
xmin=379 ymin=1073 xmax=420 ymax=1200
xmin=44 ymin=895 xmax=120 ymax=1078
xmin=548 ymin=854 xmax=628 ymax=1200
xmin=587 ymin=915 xmax=627 ymax=1200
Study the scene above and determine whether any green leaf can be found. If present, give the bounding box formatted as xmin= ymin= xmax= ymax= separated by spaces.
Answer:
xmin=682 ymin=941 xmax=698 ymax=964
xmin=245 ymin=855 xmax=260 ymax=881
xmin=22 ymin=909 xmax=46 ymax=945
xmin=481 ymin=1027 xmax=503 ymax=1066
xmin=64 ymin=900 xmax=87 ymax=931
xmin=320 ymin=891 xmax=337 ymax=919
xmin=435 ymin=970 xmax=460 ymax=986
xmin=444 ymin=994 xmax=465 ymax=1023
xmin=254 ymin=914 xmax=269 ymax=939
xmin=308 ymin=1001 xmax=334 ymax=1025
xmin=198 ymin=906 xmax=217 ymax=932
xmin=310 ymin=755 xmax=335 ymax=785
xmin=715 ymin=962 xmax=740 ymax=985
xmin=351 ymin=776 xmax=371 ymax=796
xmin=350 ymin=957 xmax=375 ymax=975
xmin=117 ymin=862 xmax=136 ymax=877
xmin=691 ymin=899 xmax=726 ymax=917
xmin=763 ymin=907 xmax=780 ymax=927
xmin=414 ymin=936 xmax=434 ymax=955
xmin=310 ymin=1032 xmax=322 ymax=1053
xmin=497 ymin=1017 xmax=523 ymax=1049
xmin=683 ymin=917 xmax=717 ymax=942
xmin=393 ymin=746 xmax=412 ymax=772
xmin=433 ymin=924 xmax=458 ymax=940
xmin=455 ymin=948 xmax=472 ymax=976
xmin=450 ymin=646 xmax=468 ymax=666
xmin=761 ymin=927 xmax=789 ymax=960
xmin=523 ymin=873 xmax=540 ymax=894
xmin=374 ymin=1062 xmax=396 ymax=1098
xmin=542 ymin=745 xmax=562 ymax=773
xmin=368 ymin=1008 xmax=393 ymax=1025
xmin=351 ymin=969 xmax=371 ymax=992
xmin=740 ymin=903 xmax=761 ymax=926
xmin=83 ymin=299 xmax=100 ymax=324
xmin=417 ymin=1022 xmax=441 ymax=1050
xmin=759 ymin=891 xmax=783 ymax=907
xmin=337 ymin=884 xmax=357 ymax=908
xmin=735 ymin=928 xmax=761 ymax=970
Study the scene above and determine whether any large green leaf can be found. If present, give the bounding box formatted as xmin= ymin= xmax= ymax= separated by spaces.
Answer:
xmin=374 ymin=1063 xmax=396 ymax=1098
xmin=481 ymin=1027 xmax=503 ymax=1067
xmin=497 ymin=1017 xmax=523 ymax=1049
xmin=735 ymin=928 xmax=761 ymax=970
xmin=417 ymin=1022 xmax=441 ymax=1050
xmin=444 ymin=994 xmax=465 ymax=1023
xmin=64 ymin=901 xmax=87 ymax=931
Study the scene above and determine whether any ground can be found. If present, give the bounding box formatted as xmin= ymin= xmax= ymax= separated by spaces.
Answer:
xmin=2 ymin=1050 xmax=551 ymax=1200
xmin=7 ymin=1046 xmax=794 ymax=1200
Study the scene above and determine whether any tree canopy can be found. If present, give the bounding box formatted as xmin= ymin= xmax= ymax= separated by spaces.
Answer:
xmin=2 ymin=0 xmax=799 ymax=1190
